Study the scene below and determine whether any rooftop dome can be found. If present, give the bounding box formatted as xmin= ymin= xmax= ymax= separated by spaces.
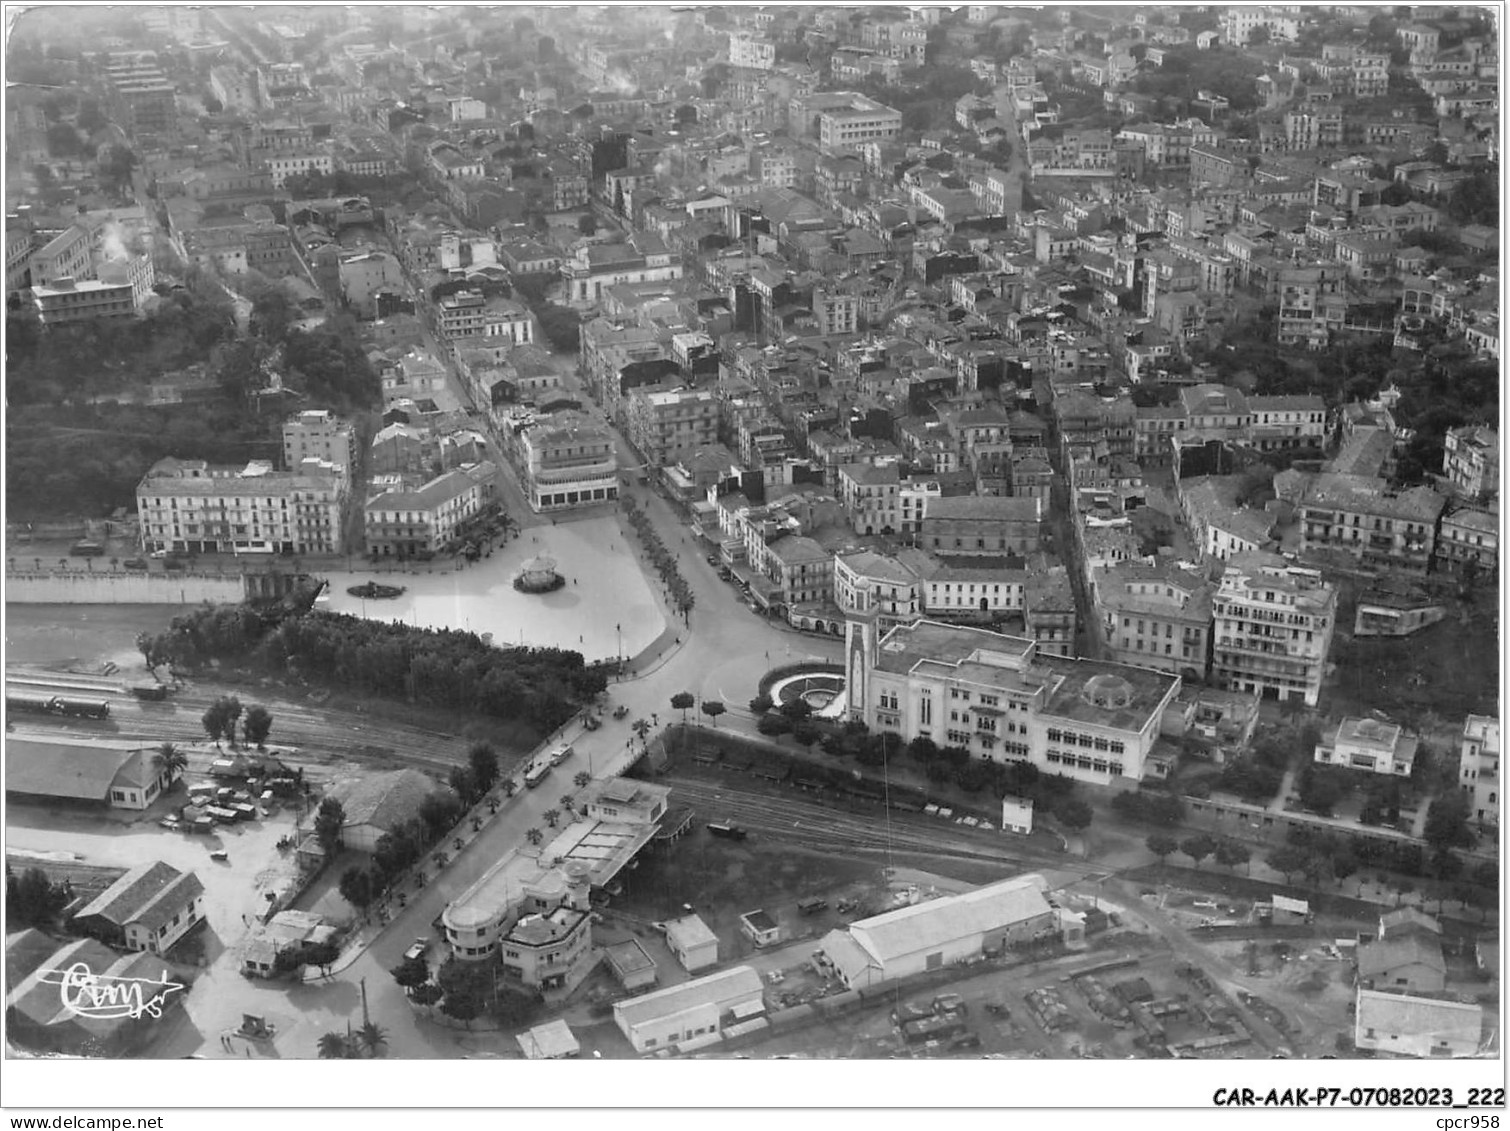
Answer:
xmin=1082 ymin=673 xmax=1134 ymax=711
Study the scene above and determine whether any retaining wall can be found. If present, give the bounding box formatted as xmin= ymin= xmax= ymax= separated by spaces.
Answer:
xmin=4 ymin=571 xmax=247 ymax=605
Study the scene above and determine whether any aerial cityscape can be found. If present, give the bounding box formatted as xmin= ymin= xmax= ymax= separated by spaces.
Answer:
xmin=2 ymin=2 xmax=1501 ymax=1071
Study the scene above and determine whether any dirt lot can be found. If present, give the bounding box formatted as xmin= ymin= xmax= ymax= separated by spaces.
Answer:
xmin=1327 ymin=598 xmax=1499 ymax=722
xmin=607 ymin=831 xmax=886 ymax=962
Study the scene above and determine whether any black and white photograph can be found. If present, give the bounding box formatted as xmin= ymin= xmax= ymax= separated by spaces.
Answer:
xmin=0 ymin=0 xmax=1502 ymax=1118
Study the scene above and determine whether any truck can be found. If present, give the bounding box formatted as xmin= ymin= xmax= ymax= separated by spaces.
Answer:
xmin=901 ymin=1014 xmax=966 ymax=1044
xmin=707 ymin=821 xmax=747 ymax=841
xmin=547 ymin=743 xmax=574 ymax=767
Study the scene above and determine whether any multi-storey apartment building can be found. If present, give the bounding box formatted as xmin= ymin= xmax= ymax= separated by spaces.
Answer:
xmin=1276 ymin=263 xmax=1346 ymax=349
xmin=728 ymin=32 xmax=775 ymax=70
xmin=363 ymin=463 xmax=497 ymax=558
xmin=1211 ymin=552 xmax=1336 ymax=707
xmin=625 ymin=386 xmax=720 ymax=467
xmin=1298 ymin=478 xmax=1447 ymax=576
xmin=1096 ymin=561 xmax=1215 ymax=677
xmin=838 ymin=462 xmax=902 ymax=535
xmin=32 ymin=274 xmax=142 ymax=327
xmin=514 ymin=413 xmax=619 ymax=512
xmin=29 ymin=225 xmax=93 ymax=289
xmin=793 ymin=91 xmax=903 ymax=151
xmin=843 ymin=602 xmax=1181 ymax=784
xmin=1459 ymin=715 xmax=1500 ymax=828
xmin=282 ymin=410 xmax=357 ymax=474
xmin=106 ymin=52 xmax=178 ymax=144
xmin=136 ymin=457 xmax=347 ymax=556
xmin=1442 ymin=425 xmax=1499 ymax=500
xmin=436 ymin=291 xmax=535 ymax=346
xmin=834 ymin=551 xmax=921 ymax=631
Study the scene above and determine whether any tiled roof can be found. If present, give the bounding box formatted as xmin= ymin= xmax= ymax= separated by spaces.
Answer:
xmin=75 ymin=862 xmax=204 ymax=932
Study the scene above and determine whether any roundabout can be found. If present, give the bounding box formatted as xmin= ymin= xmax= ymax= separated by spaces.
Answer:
xmin=764 ymin=665 xmax=848 ymax=721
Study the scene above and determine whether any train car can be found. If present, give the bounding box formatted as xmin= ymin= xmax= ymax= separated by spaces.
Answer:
xmin=6 ymin=692 xmax=62 ymax=715
xmin=55 ymin=697 xmax=110 ymax=719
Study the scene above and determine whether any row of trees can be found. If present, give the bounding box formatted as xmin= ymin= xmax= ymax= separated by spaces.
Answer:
xmin=744 ymin=698 xmax=1089 ymax=826
xmin=1146 ymin=833 xmax=1250 ymax=874
xmin=140 ymin=605 xmax=605 ymax=735
xmin=621 ymin=495 xmax=695 ymax=625
xmin=198 ymin=694 xmax=275 ymax=749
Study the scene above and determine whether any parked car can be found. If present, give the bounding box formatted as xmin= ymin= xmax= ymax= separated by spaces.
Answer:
xmin=706 ymin=554 xmax=720 ymax=566
xmin=122 ymin=558 xmax=149 ymax=571
xmin=69 ymin=541 xmax=105 ymax=557
xmin=797 ymin=897 xmax=829 ymax=915
xmin=404 ymin=938 xmax=429 ymax=962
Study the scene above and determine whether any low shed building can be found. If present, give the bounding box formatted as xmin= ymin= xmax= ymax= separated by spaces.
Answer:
xmin=1357 ymin=933 xmax=1447 ymax=995
xmin=1355 ymin=989 xmax=1483 ymax=1058
xmin=6 ymin=737 xmax=170 ymax=810
xmin=612 ymin=965 xmax=765 ymax=1055
xmin=516 ymin=1018 xmax=581 ymax=1059
xmin=819 ymin=873 xmax=1055 ymax=991
xmin=664 ymin=913 xmax=719 ymax=973
xmin=72 ymin=862 xmax=205 ymax=956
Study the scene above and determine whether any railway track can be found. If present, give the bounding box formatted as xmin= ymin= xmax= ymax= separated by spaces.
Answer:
xmin=666 ymin=775 xmax=1092 ymax=879
xmin=7 ymin=663 xmax=470 ymax=774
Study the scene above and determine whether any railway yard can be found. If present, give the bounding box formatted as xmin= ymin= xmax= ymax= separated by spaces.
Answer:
xmin=3 ymin=607 xmax=1498 ymax=1062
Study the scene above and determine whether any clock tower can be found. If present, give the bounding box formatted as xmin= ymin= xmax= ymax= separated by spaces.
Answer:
xmin=843 ymin=577 xmax=880 ymax=725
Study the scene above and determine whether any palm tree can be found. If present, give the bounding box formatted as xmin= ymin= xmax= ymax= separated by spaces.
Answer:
xmin=559 ymin=794 xmax=575 ymax=813
xmin=525 ymin=827 xmax=543 ymax=847
xmin=543 ymin=807 xmax=561 ymax=828
xmin=359 ymin=1020 xmax=389 ymax=1058
xmin=152 ymin=742 xmax=188 ymax=790
xmin=500 ymin=779 xmax=518 ymax=799
xmin=632 ymin=718 xmax=651 ymax=743
xmin=573 ymin=771 xmax=591 ymax=790
xmin=317 ymin=1031 xmax=355 ymax=1059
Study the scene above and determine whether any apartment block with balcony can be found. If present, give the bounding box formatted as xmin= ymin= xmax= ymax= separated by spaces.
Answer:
xmin=1459 ymin=715 xmax=1499 ymax=828
xmin=626 ymin=386 xmax=719 ymax=468
xmin=32 ymin=275 xmax=142 ymax=327
xmin=1211 ymin=552 xmax=1336 ymax=707
xmin=834 ymin=550 xmax=920 ymax=632
xmin=515 ymin=413 xmax=619 ymax=512
xmin=1442 ymin=425 xmax=1498 ymax=500
xmin=363 ymin=462 xmax=497 ymax=558
xmin=838 ymin=462 xmax=902 ymax=535
xmin=1298 ymin=478 xmax=1447 ymax=576
xmin=136 ymin=457 xmax=347 ymax=556
xmin=1096 ymin=561 xmax=1214 ymax=677
xmin=1314 ymin=717 xmax=1418 ymax=776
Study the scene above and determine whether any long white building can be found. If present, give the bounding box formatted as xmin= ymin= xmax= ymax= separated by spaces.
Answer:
xmin=843 ymin=581 xmax=1182 ymax=784
xmin=137 ymin=456 xmax=347 ymax=556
